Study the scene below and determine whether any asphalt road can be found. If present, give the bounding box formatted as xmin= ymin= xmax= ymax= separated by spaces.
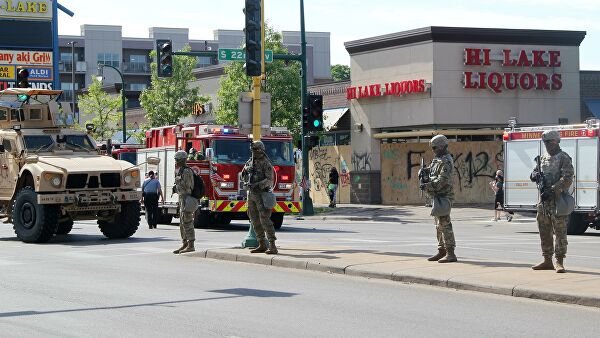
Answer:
xmin=1 ymin=214 xmax=600 ymax=337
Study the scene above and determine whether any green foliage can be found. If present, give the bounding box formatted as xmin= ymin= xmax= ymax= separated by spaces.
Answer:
xmin=331 ymin=64 xmax=350 ymax=81
xmin=216 ymin=25 xmax=302 ymax=139
xmin=77 ymin=76 xmax=121 ymax=141
xmin=140 ymin=45 xmax=209 ymax=127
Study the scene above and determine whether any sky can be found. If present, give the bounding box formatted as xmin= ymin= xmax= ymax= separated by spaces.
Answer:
xmin=57 ymin=0 xmax=600 ymax=70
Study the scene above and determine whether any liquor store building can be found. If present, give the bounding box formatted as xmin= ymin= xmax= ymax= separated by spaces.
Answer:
xmin=342 ymin=26 xmax=586 ymax=205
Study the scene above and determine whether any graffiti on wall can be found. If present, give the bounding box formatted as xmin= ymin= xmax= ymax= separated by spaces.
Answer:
xmin=310 ymin=147 xmax=333 ymax=192
xmin=308 ymin=145 xmax=352 ymax=204
xmin=352 ymin=151 xmax=372 ymax=171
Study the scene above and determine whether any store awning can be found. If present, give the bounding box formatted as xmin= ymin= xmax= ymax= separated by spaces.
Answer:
xmin=585 ymin=99 xmax=600 ymax=119
xmin=373 ymin=129 xmax=505 ymax=139
xmin=323 ymin=108 xmax=349 ymax=131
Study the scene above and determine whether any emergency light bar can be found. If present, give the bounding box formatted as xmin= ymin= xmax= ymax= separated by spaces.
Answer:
xmin=198 ymin=125 xmax=239 ymax=135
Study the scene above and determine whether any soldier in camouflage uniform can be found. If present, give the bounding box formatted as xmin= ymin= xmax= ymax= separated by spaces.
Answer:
xmin=530 ymin=130 xmax=574 ymax=273
xmin=172 ymin=150 xmax=197 ymax=254
xmin=421 ymin=135 xmax=457 ymax=263
xmin=241 ymin=141 xmax=277 ymax=254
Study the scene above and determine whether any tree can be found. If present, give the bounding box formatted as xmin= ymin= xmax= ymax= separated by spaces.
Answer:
xmin=140 ymin=45 xmax=209 ymax=127
xmin=77 ymin=76 xmax=121 ymax=141
xmin=216 ymin=25 xmax=302 ymax=139
xmin=331 ymin=64 xmax=350 ymax=81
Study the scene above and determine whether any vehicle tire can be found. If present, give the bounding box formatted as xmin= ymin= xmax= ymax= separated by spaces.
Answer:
xmin=271 ymin=212 xmax=284 ymax=230
xmin=12 ymin=187 xmax=60 ymax=243
xmin=157 ymin=214 xmax=173 ymax=225
xmin=98 ymin=201 xmax=141 ymax=239
xmin=566 ymin=213 xmax=588 ymax=235
xmin=56 ymin=220 xmax=74 ymax=235
xmin=194 ymin=209 xmax=213 ymax=228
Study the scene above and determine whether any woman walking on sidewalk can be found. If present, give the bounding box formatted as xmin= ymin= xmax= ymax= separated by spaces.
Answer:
xmin=489 ymin=170 xmax=513 ymax=222
xmin=328 ymin=167 xmax=339 ymax=208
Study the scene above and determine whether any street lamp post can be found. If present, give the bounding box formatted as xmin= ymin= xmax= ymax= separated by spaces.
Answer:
xmin=97 ymin=63 xmax=127 ymax=143
xmin=68 ymin=41 xmax=78 ymax=123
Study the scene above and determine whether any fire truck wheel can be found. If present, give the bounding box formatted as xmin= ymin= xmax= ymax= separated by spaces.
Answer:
xmin=194 ymin=210 xmax=213 ymax=228
xmin=12 ymin=187 xmax=60 ymax=243
xmin=56 ymin=220 xmax=74 ymax=235
xmin=157 ymin=214 xmax=173 ymax=225
xmin=271 ymin=213 xmax=284 ymax=230
xmin=98 ymin=201 xmax=141 ymax=239
xmin=566 ymin=213 xmax=588 ymax=235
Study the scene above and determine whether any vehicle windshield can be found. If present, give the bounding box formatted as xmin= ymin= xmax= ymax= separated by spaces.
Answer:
xmin=23 ymin=135 xmax=54 ymax=152
xmin=212 ymin=139 xmax=251 ymax=164
xmin=263 ymin=140 xmax=294 ymax=165
xmin=64 ymin=135 xmax=96 ymax=151
xmin=120 ymin=152 xmax=137 ymax=165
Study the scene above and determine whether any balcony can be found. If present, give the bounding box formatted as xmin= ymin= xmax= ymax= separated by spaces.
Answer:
xmin=122 ymin=62 xmax=151 ymax=74
xmin=58 ymin=61 xmax=86 ymax=73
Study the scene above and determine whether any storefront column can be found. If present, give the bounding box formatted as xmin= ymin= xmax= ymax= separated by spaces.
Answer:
xmin=350 ymin=102 xmax=381 ymax=204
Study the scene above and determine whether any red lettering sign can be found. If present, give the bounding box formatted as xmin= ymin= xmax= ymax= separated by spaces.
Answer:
xmin=347 ymin=79 xmax=429 ymax=100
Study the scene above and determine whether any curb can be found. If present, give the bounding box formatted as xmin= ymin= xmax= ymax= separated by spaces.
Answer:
xmin=192 ymin=248 xmax=600 ymax=309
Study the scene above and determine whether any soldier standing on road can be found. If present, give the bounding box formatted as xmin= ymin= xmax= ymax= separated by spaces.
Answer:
xmin=422 ymin=135 xmax=457 ymax=263
xmin=530 ymin=130 xmax=574 ymax=273
xmin=242 ymin=141 xmax=278 ymax=254
xmin=172 ymin=150 xmax=197 ymax=254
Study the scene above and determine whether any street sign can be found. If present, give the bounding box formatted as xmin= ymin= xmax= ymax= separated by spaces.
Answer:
xmin=218 ymin=48 xmax=273 ymax=63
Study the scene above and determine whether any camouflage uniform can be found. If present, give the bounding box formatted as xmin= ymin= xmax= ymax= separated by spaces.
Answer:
xmin=241 ymin=148 xmax=275 ymax=243
xmin=535 ymin=150 xmax=574 ymax=258
xmin=425 ymin=153 xmax=456 ymax=251
xmin=175 ymin=166 xmax=196 ymax=241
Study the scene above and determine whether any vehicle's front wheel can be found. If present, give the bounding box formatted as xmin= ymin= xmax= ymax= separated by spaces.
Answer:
xmin=12 ymin=187 xmax=60 ymax=243
xmin=567 ymin=213 xmax=588 ymax=235
xmin=98 ymin=201 xmax=140 ymax=239
xmin=271 ymin=213 xmax=284 ymax=230
xmin=56 ymin=220 xmax=74 ymax=235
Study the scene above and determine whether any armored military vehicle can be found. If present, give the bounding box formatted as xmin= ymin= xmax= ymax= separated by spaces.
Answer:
xmin=0 ymin=88 xmax=148 ymax=243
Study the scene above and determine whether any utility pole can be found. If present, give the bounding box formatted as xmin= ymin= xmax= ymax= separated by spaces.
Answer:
xmin=300 ymin=0 xmax=314 ymax=215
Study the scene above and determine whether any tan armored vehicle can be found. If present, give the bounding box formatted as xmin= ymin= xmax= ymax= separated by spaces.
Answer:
xmin=0 ymin=88 xmax=150 ymax=243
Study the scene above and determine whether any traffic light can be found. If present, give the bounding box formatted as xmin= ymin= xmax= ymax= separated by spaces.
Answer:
xmin=156 ymin=39 xmax=173 ymax=77
xmin=16 ymin=67 xmax=29 ymax=88
xmin=308 ymin=94 xmax=324 ymax=131
xmin=243 ymin=0 xmax=262 ymax=77
xmin=302 ymin=106 xmax=310 ymax=131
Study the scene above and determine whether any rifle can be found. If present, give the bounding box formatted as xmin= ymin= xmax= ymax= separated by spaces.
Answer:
xmin=418 ymin=157 xmax=430 ymax=198
xmin=533 ymin=155 xmax=550 ymax=203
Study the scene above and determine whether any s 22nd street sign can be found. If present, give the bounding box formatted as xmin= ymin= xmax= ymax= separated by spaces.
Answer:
xmin=218 ymin=48 xmax=273 ymax=63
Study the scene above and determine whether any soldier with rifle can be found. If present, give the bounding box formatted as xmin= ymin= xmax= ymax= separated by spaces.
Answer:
xmin=529 ymin=130 xmax=574 ymax=273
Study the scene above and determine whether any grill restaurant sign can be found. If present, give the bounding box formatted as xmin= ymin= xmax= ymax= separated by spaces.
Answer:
xmin=346 ymin=79 xmax=428 ymax=100
xmin=462 ymin=48 xmax=562 ymax=93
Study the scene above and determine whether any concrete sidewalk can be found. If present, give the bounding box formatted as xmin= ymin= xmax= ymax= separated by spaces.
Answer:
xmin=188 ymin=245 xmax=600 ymax=308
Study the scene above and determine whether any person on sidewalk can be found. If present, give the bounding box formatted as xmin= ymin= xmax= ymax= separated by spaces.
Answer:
xmin=242 ymin=141 xmax=278 ymax=254
xmin=327 ymin=167 xmax=339 ymax=208
xmin=421 ymin=135 xmax=457 ymax=263
xmin=172 ymin=150 xmax=197 ymax=254
xmin=142 ymin=170 xmax=164 ymax=229
xmin=489 ymin=170 xmax=513 ymax=222
xmin=529 ymin=130 xmax=574 ymax=273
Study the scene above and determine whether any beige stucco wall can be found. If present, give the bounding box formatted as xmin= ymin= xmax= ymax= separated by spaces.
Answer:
xmin=307 ymin=145 xmax=352 ymax=204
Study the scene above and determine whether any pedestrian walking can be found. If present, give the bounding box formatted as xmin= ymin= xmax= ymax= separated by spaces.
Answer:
xmin=489 ymin=169 xmax=513 ymax=222
xmin=327 ymin=167 xmax=339 ymax=208
xmin=421 ymin=135 xmax=457 ymax=263
xmin=530 ymin=130 xmax=574 ymax=273
xmin=172 ymin=150 xmax=197 ymax=254
xmin=241 ymin=141 xmax=278 ymax=254
xmin=142 ymin=170 xmax=164 ymax=229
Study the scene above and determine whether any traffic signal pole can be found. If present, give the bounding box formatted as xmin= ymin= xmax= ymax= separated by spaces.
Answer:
xmin=299 ymin=0 xmax=314 ymax=215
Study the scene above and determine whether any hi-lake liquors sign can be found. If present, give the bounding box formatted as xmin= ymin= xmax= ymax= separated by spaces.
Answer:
xmin=346 ymin=79 xmax=429 ymax=100
xmin=0 ymin=49 xmax=54 ymax=90
xmin=462 ymin=48 xmax=562 ymax=93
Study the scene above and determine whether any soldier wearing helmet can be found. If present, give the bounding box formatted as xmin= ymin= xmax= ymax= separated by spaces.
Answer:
xmin=421 ymin=134 xmax=458 ymax=263
xmin=241 ymin=140 xmax=278 ymax=254
xmin=172 ymin=150 xmax=197 ymax=254
xmin=529 ymin=130 xmax=574 ymax=273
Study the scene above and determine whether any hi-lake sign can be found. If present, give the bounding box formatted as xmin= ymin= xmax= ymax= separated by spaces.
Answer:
xmin=218 ymin=48 xmax=273 ymax=63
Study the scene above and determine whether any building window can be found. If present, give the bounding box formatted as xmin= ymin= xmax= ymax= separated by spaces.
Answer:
xmin=129 ymin=55 xmax=146 ymax=63
xmin=98 ymin=53 xmax=120 ymax=67
xmin=60 ymin=52 xmax=79 ymax=61
xmin=129 ymin=83 xmax=147 ymax=91
xmin=196 ymin=56 xmax=213 ymax=67
xmin=60 ymin=82 xmax=79 ymax=90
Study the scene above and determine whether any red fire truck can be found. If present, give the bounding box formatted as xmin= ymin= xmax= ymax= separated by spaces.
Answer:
xmin=137 ymin=124 xmax=301 ymax=228
xmin=503 ymin=120 xmax=600 ymax=235
xmin=110 ymin=144 xmax=145 ymax=165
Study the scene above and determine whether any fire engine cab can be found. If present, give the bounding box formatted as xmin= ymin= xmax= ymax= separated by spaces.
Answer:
xmin=110 ymin=144 xmax=145 ymax=165
xmin=503 ymin=119 xmax=600 ymax=235
xmin=137 ymin=124 xmax=301 ymax=228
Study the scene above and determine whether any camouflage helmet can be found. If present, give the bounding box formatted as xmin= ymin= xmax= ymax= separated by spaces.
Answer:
xmin=542 ymin=130 xmax=561 ymax=142
xmin=174 ymin=150 xmax=188 ymax=161
xmin=251 ymin=140 xmax=265 ymax=152
xmin=430 ymin=135 xmax=449 ymax=147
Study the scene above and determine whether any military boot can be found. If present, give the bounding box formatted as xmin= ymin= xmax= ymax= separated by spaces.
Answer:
xmin=555 ymin=257 xmax=566 ymax=273
xmin=250 ymin=239 xmax=268 ymax=253
xmin=179 ymin=240 xmax=195 ymax=253
xmin=531 ymin=256 xmax=554 ymax=270
xmin=266 ymin=240 xmax=278 ymax=255
xmin=427 ymin=248 xmax=446 ymax=261
xmin=438 ymin=247 xmax=457 ymax=263
xmin=173 ymin=240 xmax=187 ymax=254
